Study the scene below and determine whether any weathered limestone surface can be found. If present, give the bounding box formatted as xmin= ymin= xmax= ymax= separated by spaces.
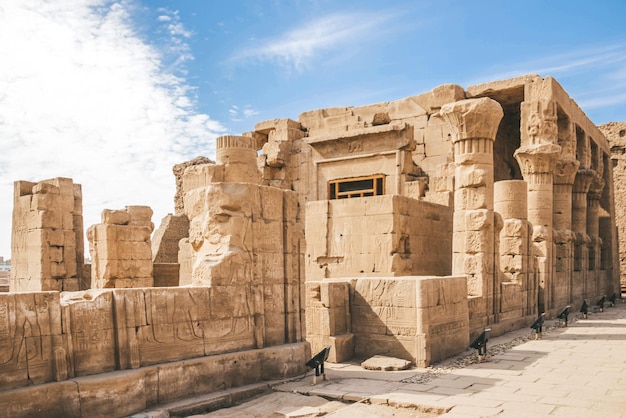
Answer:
xmin=152 ymin=213 xmax=189 ymax=286
xmin=172 ymin=156 xmax=215 ymax=215
xmin=305 ymin=280 xmax=354 ymax=363
xmin=10 ymin=178 xmax=84 ymax=292
xmin=305 ymin=196 xmax=452 ymax=280
xmin=87 ymin=206 xmax=154 ymax=289
xmin=0 ymin=339 xmax=308 ymax=418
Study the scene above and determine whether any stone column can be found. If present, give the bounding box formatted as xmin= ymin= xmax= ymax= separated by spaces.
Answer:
xmin=494 ymin=180 xmax=534 ymax=318
xmin=572 ymin=169 xmax=594 ymax=300
xmin=514 ymin=99 xmax=561 ymax=314
xmin=552 ymin=118 xmax=580 ymax=308
xmin=216 ymin=135 xmax=261 ymax=183
xmin=587 ymin=175 xmax=605 ymax=296
xmin=441 ymin=97 xmax=503 ymax=324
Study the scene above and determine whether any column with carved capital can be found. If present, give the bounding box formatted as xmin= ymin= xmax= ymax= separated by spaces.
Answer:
xmin=571 ymin=168 xmax=594 ymax=300
xmin=552 ymin=118 xmax=580 ymax=307
xmin=587 ymin=175 xmax=605 ymax=296
xmin=514 ymin=99 xmax=561 ymax=314
xmin=441 ymin=97 xmax=503 ymax=325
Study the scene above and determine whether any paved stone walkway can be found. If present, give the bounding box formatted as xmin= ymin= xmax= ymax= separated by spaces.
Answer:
xmin=275 ymin=302 xmax=626 ymax=417
xmin=140 ymin=302 xmax=626 ymax=417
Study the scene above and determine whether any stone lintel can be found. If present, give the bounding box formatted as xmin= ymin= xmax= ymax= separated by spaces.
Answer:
xmin=306 ymin=121 xmax=410 ymax=145
xmin=306 ymin=122 xmax=414 ymax=158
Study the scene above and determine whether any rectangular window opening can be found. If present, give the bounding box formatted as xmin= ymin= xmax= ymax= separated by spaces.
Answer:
xmin=328 ymin=175 xmax=385 ymax=200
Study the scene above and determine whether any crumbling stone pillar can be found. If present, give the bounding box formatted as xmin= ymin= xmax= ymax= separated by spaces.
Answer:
xmin=514 ymin=100 xmax=561 ymax=314
xmin=494 ymin=180 xmax=535 ymax=319
xmin=10 ymin=177 xmax=83 ymax=292
xmin=441 ymin=97 xmax=503 ymax=325
xmin=87 ymin=206 xmax=154 ymax=288
xmin=216 ymin=135 xmax=261 ymax=183
xmin=182 ymin=134 xmax=303 ymax=348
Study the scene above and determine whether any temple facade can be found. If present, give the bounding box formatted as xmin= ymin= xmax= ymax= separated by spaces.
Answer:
xmin=246 ymin=74 xmax=619 ymax=364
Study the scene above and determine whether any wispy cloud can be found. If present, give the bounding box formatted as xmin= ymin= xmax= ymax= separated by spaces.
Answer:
xmin=0 ymin=0 xmax=226 ymax=258
xmin=228 ymin=11 xmax=398 ymax=72
xmin=467 ymin=43 xmax=626 ymax=116
xmin=479 ymin=44 xmax=626 ymax=82
xmin=228 ymin=104 xmax=260 ymax=122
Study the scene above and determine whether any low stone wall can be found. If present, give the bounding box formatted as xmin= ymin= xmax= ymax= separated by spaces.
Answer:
xmin=0 ymin=342 xmax=309 ymax=418
xmin=307 ymin=275 xmax=469 ymax=367
xmin=0 ymin=286 xmax=301 ymax=392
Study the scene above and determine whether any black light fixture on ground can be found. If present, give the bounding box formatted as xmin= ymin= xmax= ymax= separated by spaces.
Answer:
xmin=596 ymin=295 xmax=606 ymax=312
xmin=470 ymin=328 xmax=491 ymax=361
xmin=580 ymin=299 xmax=589 ymax=319
xmin=557 ymin=305 xmax=571 ymax=327
xmin=305 ymin=346 xmax=331 ymax=385
xmin=530 ymin=312 xmax=546 ymax=339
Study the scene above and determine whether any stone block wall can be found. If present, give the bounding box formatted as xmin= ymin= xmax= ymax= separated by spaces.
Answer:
xmin=305 ymin=276 xmax=469 ymax=367
xmin=305 ymin=195 xmax=452 ymax=279
xmin=10 ymin=178 xmax=84 ymax=292
xmin=87 ymin=206 xmax=154 ymax=288
xmin=305 ymin=280 xmax=354 ymax=362
xmin=599 ymin=121 xmax=626 ymax=290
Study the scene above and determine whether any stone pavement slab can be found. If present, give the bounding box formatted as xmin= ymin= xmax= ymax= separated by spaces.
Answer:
xmin=274 ymin=303 xmax=626 ymax=417
xmin=139 ymin=302 xmax=626 ymax=417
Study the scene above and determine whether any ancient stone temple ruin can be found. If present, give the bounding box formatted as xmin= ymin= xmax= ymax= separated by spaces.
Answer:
xmin=2 ymin=74 xmax=620 ymax=417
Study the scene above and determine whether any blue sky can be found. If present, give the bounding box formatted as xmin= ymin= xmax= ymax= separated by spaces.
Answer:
xmin=0 ymin=0 xmax=625 ymax=259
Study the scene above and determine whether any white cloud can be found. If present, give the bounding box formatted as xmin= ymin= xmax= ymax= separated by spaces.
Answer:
xmin=0 ymin=0 xmax=226 ymax=258
xmin=228 ymin=11 xmax=397 ymax=72
xmin=228 ymin=104 xmax=259 ymax=122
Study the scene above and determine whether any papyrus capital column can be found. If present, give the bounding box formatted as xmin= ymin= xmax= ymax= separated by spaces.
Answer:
xmin=553 ymin=158 xmax=580 ymax=231
xmin=441 ymin=98 xmax=503 ymax=300
xmin=514 ymin=99 xmax=561 ymax=314
xmin=572 ymin=169 xmax=595 ymax=234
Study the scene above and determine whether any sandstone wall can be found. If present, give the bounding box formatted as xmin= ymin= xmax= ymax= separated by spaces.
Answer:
xmin=87 ymin=206 xmax=154 ymax=288
xmin=306 ymin=276 xmax=469 ymax=367
xmin=599 ymin=121 xmax=626 ymax=289
xmin=305 ymin=195 xmax=452 ymax=280
xmin=0 ymin=288 xmax=306 ymax=399
xmin=10 ymin=178 xmax=84 ymax=292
